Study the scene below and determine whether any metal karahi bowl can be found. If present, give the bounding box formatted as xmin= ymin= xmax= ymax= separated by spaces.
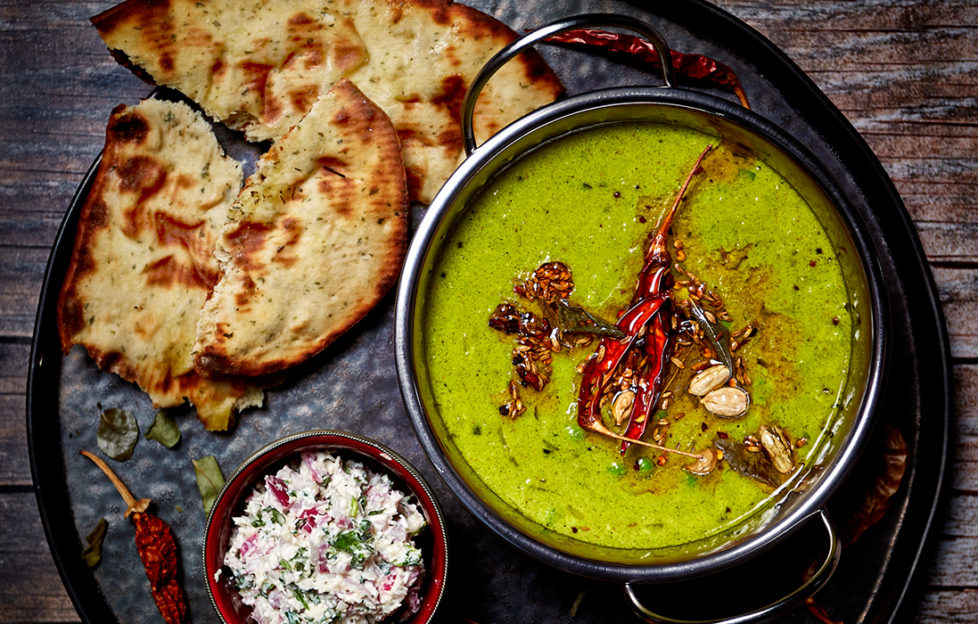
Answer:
xmin=203 ymin=430 xmax=449 ymax=624
xmin=394 ymin=14 xmax=887 ymax=623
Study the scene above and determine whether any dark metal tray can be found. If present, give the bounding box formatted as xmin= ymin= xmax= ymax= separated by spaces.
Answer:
xmin=28 ymin=1 xmax=950 ymax=622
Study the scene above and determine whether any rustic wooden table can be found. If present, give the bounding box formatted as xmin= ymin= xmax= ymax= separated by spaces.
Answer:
xmin=1 ymin=1 xmax=975 ymax=622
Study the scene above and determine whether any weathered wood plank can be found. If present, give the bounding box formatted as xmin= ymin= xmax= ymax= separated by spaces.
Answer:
xmin=0 ymin=246 xmax=47 ymax=339
xmin=0 ymin=342 xmax=32 ymax=487
xmin=0 ymin=341 xmax=29 ymax=395
xmin=941 ymin=491 xmax=978 ymax=540
xmin=895 ymin=493 xmax=978 ymax=624
xmin=934 ymin=267 xmax=978 ymax=361
xmin=907 ymin=590 xmax=978 ymax=624
xmin=953 ymin=364 xmax=978 ymax=437
xmin=713 ymin=0 xmax=978 ymax=265
xmin=0 ymin=341 xmax=32 ymax=488
xmin=917 ymin=225 xmax=978 ymax=265
xmin=949 ymin=362 xmax=978 ymax=493
xmin=923 ymin=527 xmax=978 ymax=589
xmin=0 ymin=491 xmax=79 ymax=623
xmin=0 ymin=393 xmax=31 ymax=487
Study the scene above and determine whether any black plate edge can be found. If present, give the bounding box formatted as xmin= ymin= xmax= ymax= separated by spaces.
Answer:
xmin=637 ymin=1 xmax=953 ymax=621
xmin=27 ymin=152 xmax=120 ymax=624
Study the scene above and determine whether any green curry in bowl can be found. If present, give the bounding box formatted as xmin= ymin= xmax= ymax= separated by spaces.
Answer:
xmin=420 ymin=121 xmax=859 ymax=553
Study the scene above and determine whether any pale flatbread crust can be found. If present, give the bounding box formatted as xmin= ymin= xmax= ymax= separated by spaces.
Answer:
xmin=334 ymin=0 xmax=564 ymax=202
xmin=193 ymin=79 xmax=409 ymax=376
xmin=58 ymin=99 xmax=262 ymax=431
xmin=91 ymin=0 xmax=368 ymax=142
xmin=92 ymin=0 xmax=563 ymax=203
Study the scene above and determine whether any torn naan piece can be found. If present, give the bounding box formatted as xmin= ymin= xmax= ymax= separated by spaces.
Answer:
xmin=58 ymin=99 xmax=263 ymax=431
xmin=91 ymin=0 xmax=562 ymax=203
xmin=193 ymin=79 xmax=408 ymax=376
xmin=334 ymin=0 xmax=564 ymax=202
xmin=91 ymin=0 xmax=368 ymax=142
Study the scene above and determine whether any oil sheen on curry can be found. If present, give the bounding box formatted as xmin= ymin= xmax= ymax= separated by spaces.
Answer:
xmin=422 ymin=122 xmax=853 ymax=550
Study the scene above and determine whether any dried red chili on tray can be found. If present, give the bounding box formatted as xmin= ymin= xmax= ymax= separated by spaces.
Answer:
xmin=80 ymin=450 xmax=190 ymax=624
xmin=546 ymin=28 xmax=750 ymax=108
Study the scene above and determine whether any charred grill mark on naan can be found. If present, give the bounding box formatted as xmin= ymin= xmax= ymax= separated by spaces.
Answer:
xmin=331 ymin=0 xmax=564 ymax=203
xmin=92 ymin=0 xmax=562 ymax=204
xmin=194 ymin=79 xmax=409 ymax=376
xmin=92 ymin=0 xmax=368 ymax=142
xmin=58 ymin=99 xmax=262 ymax=431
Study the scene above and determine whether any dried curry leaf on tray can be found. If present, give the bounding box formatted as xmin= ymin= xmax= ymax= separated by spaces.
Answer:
xmin=193 ymin=455 xmax=225 ymax=514
xmin=82 ymin=517 xmax=108 ymax=569
xmin=145 ymin=410 xmax=181 ymax=448
xmin=97 ymin=407 xmax=138 ymax=461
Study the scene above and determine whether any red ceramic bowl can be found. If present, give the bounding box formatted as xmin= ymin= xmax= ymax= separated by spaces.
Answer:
xmin=203 ymin=430 xmax=449 ymax=624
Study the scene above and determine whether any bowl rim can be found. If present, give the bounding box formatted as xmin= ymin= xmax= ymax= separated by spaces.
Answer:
xmin=202 ymin=429 xmax=449 ymax=623
xmin=394 ymin=86 xmax=888 ymax=582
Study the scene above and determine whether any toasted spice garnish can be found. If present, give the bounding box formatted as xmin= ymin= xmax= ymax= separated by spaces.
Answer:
xmin=489 ymin=303 xmax=555 ymax=391
xmin=685 ymin=448 xmax=718 ymax=475
xmin=491 ymin=261 xmax=623 ymax=413
xmin=701 ymin=386 xmax=749 ymax=418
xmin=501 ymin=380 xmax=526 ymax=419
xmin=516 ymin=261 xmax=575 ymax=304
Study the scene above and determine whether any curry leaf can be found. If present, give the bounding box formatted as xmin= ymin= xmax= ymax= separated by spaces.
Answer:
xmin=193 ymin=455 xmax=225 ymax=515
xmin=97 ymin=407 xmax=138 ymax=461
xmin=82 ymin=517 xmax=108 ymax=568
xmin=145 ymin=410 xmax=181 ymax=448
xmin=714 ymin=435 xmax=781 ymax=487
xmin=555 ymin=300 xmax=625 ymax=338
xmin=689 ymin=301 xmax=733 ymax=374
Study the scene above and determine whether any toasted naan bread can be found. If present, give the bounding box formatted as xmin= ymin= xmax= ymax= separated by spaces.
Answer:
xmin=91 ymin=0 xmax=563 ymax=203
xmin=193 ymin=79 xmax=408 ymax=376
xmin=58 ymin=98 xmax=262 ymax=431
xmin=91 ymin=0 xmax=368 ymax=142
xmin=335 ymin=0 xmax=564 ymax=202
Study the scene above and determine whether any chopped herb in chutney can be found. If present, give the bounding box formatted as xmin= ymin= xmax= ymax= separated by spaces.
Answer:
xmin=222 ymin=452 xmax=426 ymax=624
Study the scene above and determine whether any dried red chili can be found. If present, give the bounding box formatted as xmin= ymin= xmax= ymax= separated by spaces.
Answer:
xmin=576 ymin=145 xmax=712 ymax=455
xmin=80 ymin=450 xmax=190 ymax=624
xmin=546 ymin=29 xmax=750 ymax=108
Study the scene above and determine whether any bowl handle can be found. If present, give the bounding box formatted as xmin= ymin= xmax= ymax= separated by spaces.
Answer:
xmin=460 ymin=13 xmax=676 ymax=155
xmin=624 ymin=508 xmax=841 ymax=624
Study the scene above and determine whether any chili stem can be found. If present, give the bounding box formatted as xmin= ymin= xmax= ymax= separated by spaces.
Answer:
xmin=80 ymin=450 xmax=150 ymax=517
xmin=675 ymin=146 xmax=712 ymax=205
xmin=597 ymin=430 xmax=700 ymax=459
